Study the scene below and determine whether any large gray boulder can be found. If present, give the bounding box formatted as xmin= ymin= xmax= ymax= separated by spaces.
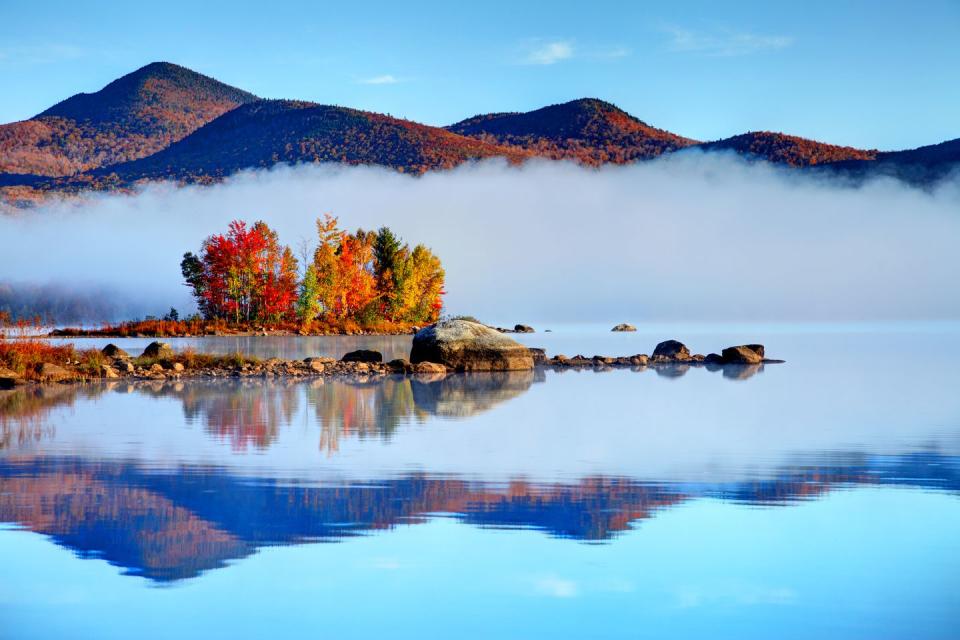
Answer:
xmin=410 ymin=320 xmax=534 ymax=371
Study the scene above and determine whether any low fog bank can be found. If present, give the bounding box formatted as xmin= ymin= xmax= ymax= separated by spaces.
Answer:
xmin=1 ymin=153 xmax=959 ymax=324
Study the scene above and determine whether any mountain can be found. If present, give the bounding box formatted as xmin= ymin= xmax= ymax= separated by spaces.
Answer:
xmin=816 ymin=137 xmax=960 ymax=184
xmin=80 ymin=100 xmax=528 ymax=184
xmin=0 ymin=63 xmax=957 ymax=206
xmin=697 ymin=131 xmax=878 ymax=167
xmin=0 ymin=62 xmax=257 ymax=177
xmin=447 ymin=98 xmax=698 ymax=164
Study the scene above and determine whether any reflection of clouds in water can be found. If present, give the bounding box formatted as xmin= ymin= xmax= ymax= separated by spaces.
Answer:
xmin=532 ymin=575 xmax=579 ymax=598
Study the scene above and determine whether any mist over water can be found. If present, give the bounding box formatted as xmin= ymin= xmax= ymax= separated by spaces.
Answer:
xmin=2 ymin=152 xmax=959 ymax=323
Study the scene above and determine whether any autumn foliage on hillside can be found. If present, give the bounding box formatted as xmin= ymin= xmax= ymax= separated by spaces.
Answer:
xmin=448 ymin=98 xmax=698 ymax=165
xmin=0 ymin=62 xmax=256 ymax=177
xmin=96 ymin=100 xmax=528 ymax=184
xmin=699 ymin=132 xmax=878 ymax=167
xmin=181 ymin=216 xmax=444 ymax=331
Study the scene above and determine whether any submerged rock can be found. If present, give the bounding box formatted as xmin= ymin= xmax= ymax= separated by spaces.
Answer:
xmin=341 ymin=349 xmax=383 ymax=363
xmin=141 ymin=341 xmax=174 ymax=359
xmin=611 ymin=323 xmax=637 ymax=332
xmin=410 ymin=319 xmax=534 ymax=371
xmin=652 ymin=340 xmax=691 ymax=361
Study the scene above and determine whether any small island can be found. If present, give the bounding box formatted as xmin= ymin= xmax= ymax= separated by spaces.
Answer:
xmin=1 ymin=319 xmax=782 ymax=388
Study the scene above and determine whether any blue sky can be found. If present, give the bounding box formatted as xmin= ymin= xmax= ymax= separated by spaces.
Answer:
xmin=0 ymin=0 xmax=957 ymax=150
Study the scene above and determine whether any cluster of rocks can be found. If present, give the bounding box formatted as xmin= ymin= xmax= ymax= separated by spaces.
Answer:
xmin=543 ymin=340 xmax=781 ymax=370
xmin=495 ymin=324 xmax=535 ymax=334
xmin=2 ymin=321 xmax=782 ymax=388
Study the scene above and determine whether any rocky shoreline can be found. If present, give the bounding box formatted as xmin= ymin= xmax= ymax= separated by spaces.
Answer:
xmin=1 ymin=321 xmax=782 ymax=389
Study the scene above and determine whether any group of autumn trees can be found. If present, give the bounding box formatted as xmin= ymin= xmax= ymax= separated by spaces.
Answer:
xmin=180 ymin=215 xmax=444 ymax=328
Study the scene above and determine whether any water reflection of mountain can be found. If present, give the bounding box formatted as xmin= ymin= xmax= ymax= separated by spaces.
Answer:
xmin=0 ymin=452 xmax=956 ymax=582
xmin=0 ymin=372 xmax=538 ymax=454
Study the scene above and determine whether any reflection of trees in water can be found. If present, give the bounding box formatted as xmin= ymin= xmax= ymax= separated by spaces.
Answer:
xmin=0 ymin=385 xmax=101 ymax=450
xmin=177 ymin=382 xmax=301 ymax=451
xmin=0 ymin=373 xmax=539 ymax=457
xmin=308 ymin=378 xmax=423 ymax=454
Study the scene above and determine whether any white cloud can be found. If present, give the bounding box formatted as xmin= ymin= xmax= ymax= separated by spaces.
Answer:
xmin=522 ymin=40 xmax=574 ymax=65
xmin=665 ymin=27 xmax=793 ymax=57
xmin=357 ymin=74 xmax=402 ymax=85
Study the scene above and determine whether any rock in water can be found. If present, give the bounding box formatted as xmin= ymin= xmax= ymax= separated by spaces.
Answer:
xmin=745 ymin=344 xmax=765 ymax=358
xmin=410 ymin=320 xmax=534 ymax=371
xmin=141 ymin=341 xmax=174 ymax=359
xmin=652 ymin=340 xmax=691 ymax=361
xmin=721 ymin=345 xmax=764 ymax=365
xmin=514 ymin=324 xmax=535 ymax=333
xmin=341 ymin=349 xmax=383 ymax=363
xmin=0 ymin=367 xmax=26 ymax=389
xmin=611 ymin=323 xmax=637 ymax=332
xmin=528 ymin=348 xmax=547 ymax=365
xmin=101 ymin=343 xmax=129 ymax=358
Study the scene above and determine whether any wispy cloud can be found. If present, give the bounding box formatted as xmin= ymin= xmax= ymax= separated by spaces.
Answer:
xmin=357 ymin=74 xmax=402 ymax=85
xmin=521 ymin=40 xmax=574 ymax=65
xmin=664 ymin=27 xmax=793 ymax=57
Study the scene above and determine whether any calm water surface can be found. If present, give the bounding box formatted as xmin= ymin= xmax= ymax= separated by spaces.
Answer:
xmin=4 ymin=325 xmax=960 ymax=639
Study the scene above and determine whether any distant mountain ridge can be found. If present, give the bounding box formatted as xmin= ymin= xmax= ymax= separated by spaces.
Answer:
xmin=0 ymin=62 xmax=957 ymax=205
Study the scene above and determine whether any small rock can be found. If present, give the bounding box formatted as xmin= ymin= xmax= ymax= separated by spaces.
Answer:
xmin=141 ymin=341 xmax=174 ymax=359
xmin=652 ymin=340 xmax=690 ymax=361
xmin=305 ymin=359 xmax=326 ymax=373
xmin=704 ymin=353 xmax=724 ymax=365
xmin=611 ymin=323 xmax=637 ymax=332
xmin=100 ymin=364 xmax=120 ymax=379
xmin=630 ymin=355 xmax=649 ymax=366
xmin=114 ymin=360 xmax=135 ymax=373
xmin=514 ymin=324 xmax=535 ymax=333
xmin=172 ymin=362 xmax=185 ymax=372
xmin=413 ymin=361 xmax=447 ymax=374
xmin=341 ymin=349 xmax=383 ymax=363
xmin=721 ymin=345 xmax=763 ymax=365
xmin=387 ymin=358 xmax=413 ymax=373
xmin=528 ymin=348 xmax=547 ymax=365
xmin=101 ymin=344 xmax=129 ymax=358
xmin=745 ymin=344 xmax=765 ymax=358
xmin=0 ymin=367 xmax=26 ymax=389
xmin=37 ymin=362 xmax=74 ymax=383
xmin=149 ymin=363 xmax=165 ymax=373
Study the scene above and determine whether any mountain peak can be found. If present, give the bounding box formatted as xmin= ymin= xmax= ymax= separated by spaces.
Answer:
xmin=37 ymin=61 xmax=257 ymax=123
xmin=447 ymin=98 xmax=696 ymax=164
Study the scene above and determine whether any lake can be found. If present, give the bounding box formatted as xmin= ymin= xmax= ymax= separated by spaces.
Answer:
xmin=3 ymin=324 xmax=959 ymax=639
